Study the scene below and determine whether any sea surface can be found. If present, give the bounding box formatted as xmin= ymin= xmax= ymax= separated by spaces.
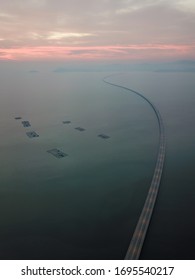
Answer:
xmin=0 ymin=65 xmax=194 ymax=259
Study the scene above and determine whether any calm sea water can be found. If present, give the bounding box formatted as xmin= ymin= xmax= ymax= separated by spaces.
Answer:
xmin=0 ymin=66 xmax=194 ymax=259
xmin=115 ymin=72 xmax=195 ymax=259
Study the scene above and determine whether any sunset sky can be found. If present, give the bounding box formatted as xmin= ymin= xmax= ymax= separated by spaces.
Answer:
xmin=0 ymin=0 xmax=195 ymax=61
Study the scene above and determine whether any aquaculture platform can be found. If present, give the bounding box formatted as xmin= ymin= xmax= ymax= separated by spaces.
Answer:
xmin=47 ymin=149 xmax=68 ymax=159
xmin=26 ymin=131 xmax=39 ymax=138
xmin=98 ymin=134 xmax=110 ymax=139
xmin=22 ymin=121 xmax=31 ymax=127
xmin=75 ymin=127 xmax=85 ymax=131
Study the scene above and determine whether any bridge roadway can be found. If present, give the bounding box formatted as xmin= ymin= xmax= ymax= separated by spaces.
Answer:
xmin=103 ymin=76 xmax=166 ymax=260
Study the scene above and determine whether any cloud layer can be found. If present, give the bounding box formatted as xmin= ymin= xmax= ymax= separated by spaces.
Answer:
xmin=0 ymin=0 xmax=194 ymax=61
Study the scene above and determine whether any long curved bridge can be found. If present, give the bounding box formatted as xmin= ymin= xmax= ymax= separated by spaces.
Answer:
xmin=103 ymin=75 xmax=166 ymax=260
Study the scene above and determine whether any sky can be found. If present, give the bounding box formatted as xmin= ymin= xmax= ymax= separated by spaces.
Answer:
xmin=0 ymin=0 xmax=195 ymax=61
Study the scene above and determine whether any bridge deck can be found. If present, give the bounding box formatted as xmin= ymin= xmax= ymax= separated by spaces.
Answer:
xmin=103 ymin=76 xmax=165 ymax=260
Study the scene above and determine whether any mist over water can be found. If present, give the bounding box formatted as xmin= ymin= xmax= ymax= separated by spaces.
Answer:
xmin=0 ymin=64 xmax=194 ymax=259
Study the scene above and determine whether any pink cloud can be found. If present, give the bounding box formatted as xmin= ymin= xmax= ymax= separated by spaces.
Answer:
xmin=0 ymin=44 xmax=194 ymax=61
